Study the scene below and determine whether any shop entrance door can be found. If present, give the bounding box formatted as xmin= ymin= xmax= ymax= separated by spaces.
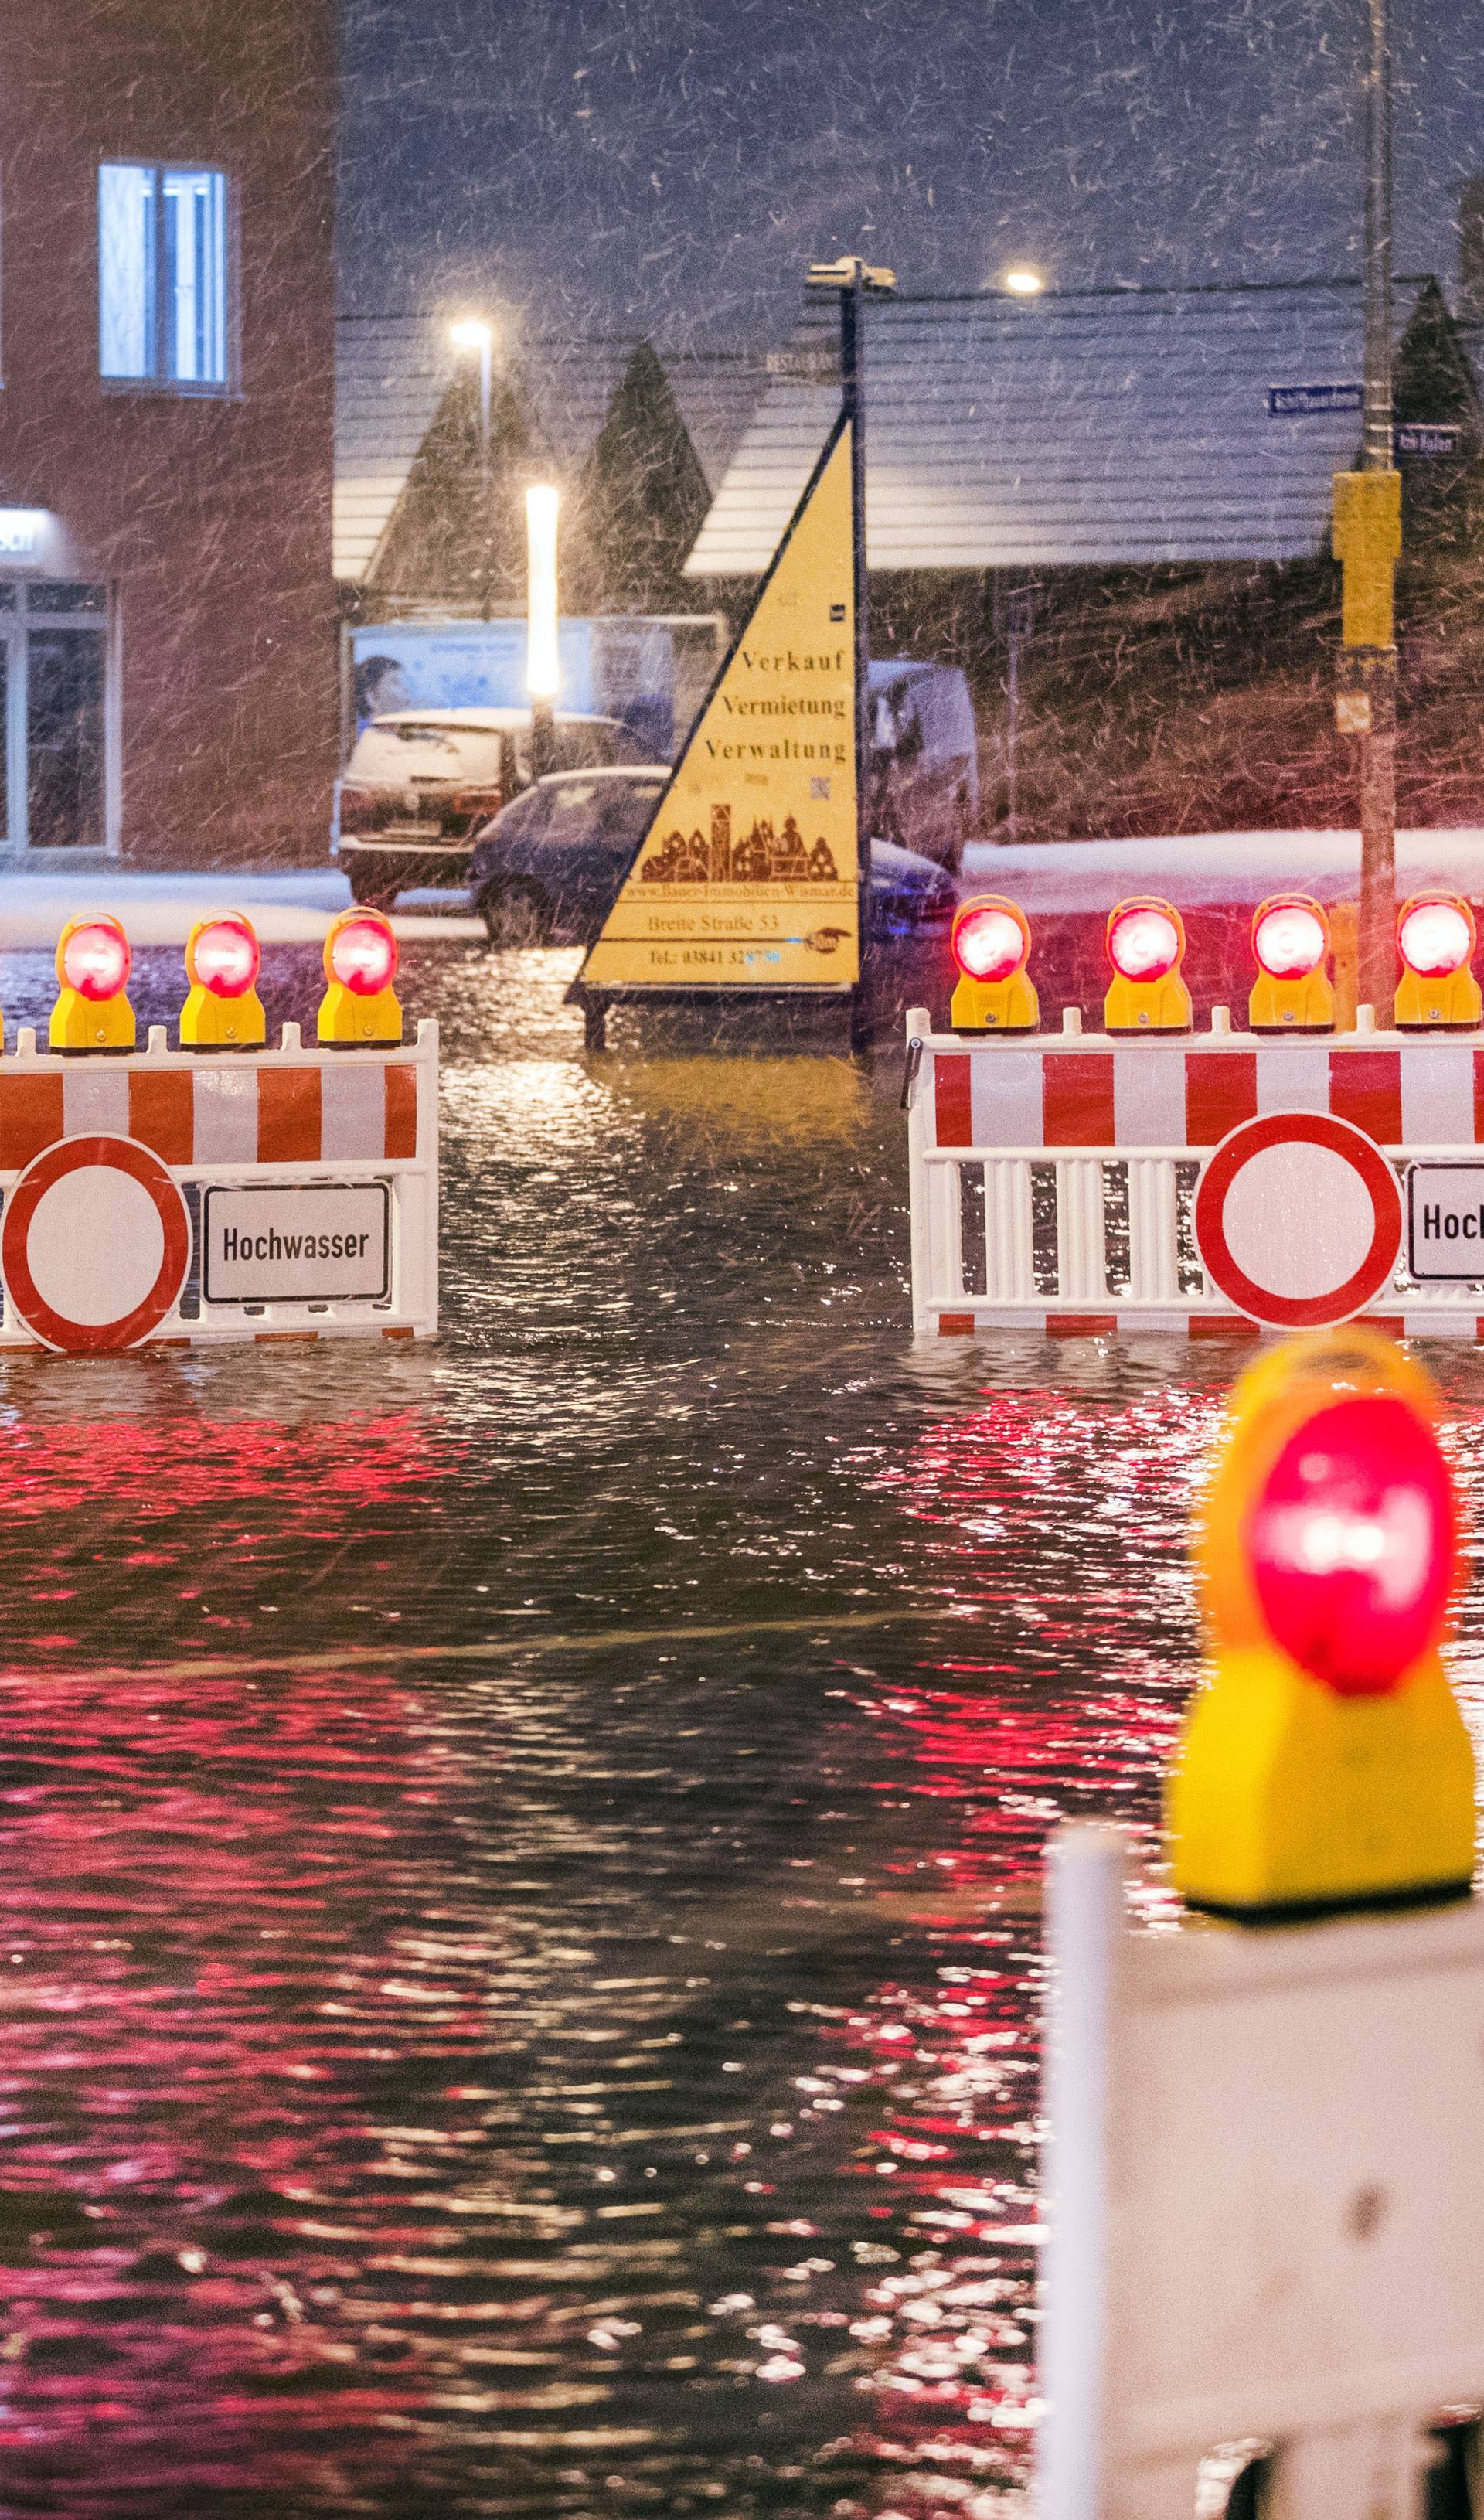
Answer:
xmin=26 ymin=628 xmax=105 ymax=849
xmin=1 ymin=582 xmax=112 ymax=856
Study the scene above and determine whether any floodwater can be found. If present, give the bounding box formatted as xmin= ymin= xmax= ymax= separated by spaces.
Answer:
xmin=0 ymin=934 xmax=1479 ymax=2519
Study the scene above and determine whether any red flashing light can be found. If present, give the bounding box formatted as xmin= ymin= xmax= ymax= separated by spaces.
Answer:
xmin=1253 ymin=897 xmax=1327 ymax=979
xmin=1244 ymin=1393 xmax=1455 ymax=1697
xmin=1398 ymin=897 xmax=1474 ymax=980
xmin=61 ymin=918 xmax=130 ymax=1003
xmin=190 ymin=915 xmax=260 ymax=999
xmin=329 ymin=911 xmax=398 ymax=996
xmin=1107 ymin=901 xmax=1182 ymax=982
xmin=951 ymin=902 xmax=1025 ymax=982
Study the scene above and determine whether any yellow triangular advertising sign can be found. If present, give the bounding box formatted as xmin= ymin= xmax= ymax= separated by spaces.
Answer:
xmin=580 ymin=416 xmax=858 ymax=994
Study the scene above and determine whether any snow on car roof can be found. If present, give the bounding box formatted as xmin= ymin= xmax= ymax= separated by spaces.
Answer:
xmin=369 ymin=707 xmax=618 ymax=730
xmin=536 ymin=765 xmax=670 ymax=785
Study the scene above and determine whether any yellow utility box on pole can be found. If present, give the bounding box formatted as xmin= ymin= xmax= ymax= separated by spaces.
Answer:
xmin=1332 ymin=468 xmax=1401 ymax=649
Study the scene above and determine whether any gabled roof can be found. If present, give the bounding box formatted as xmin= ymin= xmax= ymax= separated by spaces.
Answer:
xmin=334 ymin=316 xmax=454 ymax=584
xmin=686 ymin=277 xmax=1479 ymax=577
xmin=334 ymin=318 xmax=768 ymax=585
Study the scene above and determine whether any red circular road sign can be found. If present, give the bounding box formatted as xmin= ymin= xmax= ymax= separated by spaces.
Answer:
xmin=2 ymin=1133 xmax=192 ymax=1354
xmin=1194 ymin=1110 xmax=1402 ymax=1330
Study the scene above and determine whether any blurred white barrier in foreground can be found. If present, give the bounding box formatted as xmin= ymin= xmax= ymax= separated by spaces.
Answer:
xmin=1040 ymin=1827 xmax=1484 ymax=2520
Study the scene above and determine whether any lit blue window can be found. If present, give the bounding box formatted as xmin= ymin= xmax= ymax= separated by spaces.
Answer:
xmin=98 ymin=163 xmax=228 ymax=388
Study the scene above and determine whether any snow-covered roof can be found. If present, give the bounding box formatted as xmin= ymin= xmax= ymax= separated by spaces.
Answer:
xmin=334 ymin=316 xmax=454 ymax=585
xmin=335 ymin=318 xmax=767 ymax=584
xmin=687 ymin=278 xmax=1448 ymax=577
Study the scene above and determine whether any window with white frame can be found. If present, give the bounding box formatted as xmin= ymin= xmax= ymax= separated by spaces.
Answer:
xmin=98 ymin=164 xmax=229 ymax=389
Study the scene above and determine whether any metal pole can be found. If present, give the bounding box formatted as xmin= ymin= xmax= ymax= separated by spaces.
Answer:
xmin=840 ymin=267 xmax=873 ymax=1051
xmin=1006 ymin=618 xmax=1021 ymax=837
xmin=478 ymin=333 xmax=492 ymax=623
xmin=1357 ymin=0 xmax=1396 ymax=1012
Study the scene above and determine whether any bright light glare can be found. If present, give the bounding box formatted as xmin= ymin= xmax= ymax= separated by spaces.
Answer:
xmin=954 ymin=907 xmax=1023 ymax=982
xmin=1002 ymin=268 xmax=1044 ymax=295
xmin=449 ymin=318 xmax=493 ymax=352
xmin=1108 ymin=906 xmax=1180 ymax=981
xmin=1255 ymin=904 xmax=1326 ymax=979
xmin=330 ymin=915 xmax=398 ymax=996
xmin=62 ymin=921 xmax=130 ymax=1002
xmin=192 ymin=916 xmax=260 ymax=998
xmin=1399 ymin=900 xmax=1472 ymax=979
xmin=1246 ymin=1395 xmax=1453 ymax=1695
xmin=526 ymin=484 xmax=560 ymax=702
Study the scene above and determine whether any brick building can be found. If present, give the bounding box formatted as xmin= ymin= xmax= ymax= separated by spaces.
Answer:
xmin=0 ymin=0 xmax=336 ymax=867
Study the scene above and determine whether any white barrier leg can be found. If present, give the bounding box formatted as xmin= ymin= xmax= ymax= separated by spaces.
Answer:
xmin=1264 ymin=2420 xmax=1430 ymax=2520
xmin=1040 ymin=1827 xmax=1126 ymax=2520
xmin=1058 ymin=1157 xmax=1107 ymax=1305
xmin=985 ymin=1156 xmax=1035 ymax=1304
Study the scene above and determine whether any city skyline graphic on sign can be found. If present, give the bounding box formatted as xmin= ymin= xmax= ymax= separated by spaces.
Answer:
xmin=640 ymin=804 xmax=841 ymax=887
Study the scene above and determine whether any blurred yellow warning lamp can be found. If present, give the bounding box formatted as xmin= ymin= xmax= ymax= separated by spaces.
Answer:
xmin=1167 ymin=1326 xmax=1473 ymax=1923
xmin=1103 ymin=897 xmax=1191 ymax=1034
xmin=181 ymin=913 xmax=265 ymax=1050
xmin=948 ymin=896 xmax=1037 ymax=1034
xmin=50 ymin=914 xmax=135 ymax=1053
xmin=1394 ymin=892 xmax=1482 ymax=1032
xmin=1248 ymin=892 xmax=1334 ymax=1034
xmin=318 ymin=908 xmax=402 ymax=1047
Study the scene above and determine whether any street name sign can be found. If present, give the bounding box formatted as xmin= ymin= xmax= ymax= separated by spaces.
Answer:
xmin=203 ymin=1182 xmax=390 ymax=1306
xmin=1407 ymin=1163 xmax=1484 ymax=1280
xmin=1396 ymin=422 xmax=1461 ymax=458
xmin=1268 ymin=382 xmax=1363 ymax=415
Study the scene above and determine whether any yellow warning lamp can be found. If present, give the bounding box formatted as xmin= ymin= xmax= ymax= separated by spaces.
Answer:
xmin=1103 ymin=897 xmax=1192 ymax=1034
xmin=50 ymin=914 xmax=135 ymax=1053
xmin=1394 ymin=893 xmax=1482 ymax=1032
xmin=948 ymin=896 xmax=1038 ymax=1034
xmin=1247 ymin=892 xmax=1335 ymax=1034
xmin=317 ymin=907 xmax=402 ymax=1047
xmin=1167 ymin=1326 xmax=1473 ymax=1923
xmin=180 ymin=913 xmax=266 ymax=1050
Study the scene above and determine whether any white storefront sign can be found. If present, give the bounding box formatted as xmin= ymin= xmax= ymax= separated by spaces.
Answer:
xmin=203 ymin=1182 xmax=390 ymax=1305
xmin=1407 ymin=1162 xmax=1484 ymax=1279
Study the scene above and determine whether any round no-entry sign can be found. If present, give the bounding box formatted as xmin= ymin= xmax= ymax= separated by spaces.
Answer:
xmin=2 ymin=1134 xmax=192 ymax=1354
xmin=1194 ymin=1110 xmax=1401 ymax=1330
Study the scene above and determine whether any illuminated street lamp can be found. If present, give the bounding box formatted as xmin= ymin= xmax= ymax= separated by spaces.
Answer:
xmin=449 ymin=316 xmax=495 ymax=620
xmin=526 ymin=482 xmax=560 ymax=779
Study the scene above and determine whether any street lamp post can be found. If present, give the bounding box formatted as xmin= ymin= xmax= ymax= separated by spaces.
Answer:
xmin=805 ymin=254 xmax=896 ymax=1052
xmin=526 ymin=483 xmax=560 ymax=779
xmin=449 ymin=318 xmax=494 ymax=621
xmin=1357 ymin=0 xmax=1397 ymax=1011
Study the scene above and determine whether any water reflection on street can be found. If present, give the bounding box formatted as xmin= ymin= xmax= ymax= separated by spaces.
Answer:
xmin=0 ymin=933 xmax=1478 ymax=2516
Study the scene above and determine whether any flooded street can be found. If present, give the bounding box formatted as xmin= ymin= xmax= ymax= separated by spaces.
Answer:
xmin=0 ymin=934 xmax=1474 ymax=2518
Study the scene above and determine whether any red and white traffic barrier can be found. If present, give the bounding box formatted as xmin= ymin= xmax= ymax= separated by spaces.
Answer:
xmin=0 ymin=1020 xmax=438 ymax=1353
xmin=904 ymin=1002 xmax=1484 ymax=1339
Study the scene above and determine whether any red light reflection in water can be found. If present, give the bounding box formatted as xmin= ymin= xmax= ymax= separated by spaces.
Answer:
xmin=0 ymin=1405 xmax=476 ymax=2507
xmin=0 ymin=1409 xmax=455 ymax=1657
xmin=821 ymin=1384 xmax=1217 ymax=2491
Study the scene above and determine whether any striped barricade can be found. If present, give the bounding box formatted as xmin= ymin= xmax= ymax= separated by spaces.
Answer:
xmin=904 ymin=1001 xmax=1484 ymax=1339
xmin=0 ymin=1018 xmax=438 ymax=1350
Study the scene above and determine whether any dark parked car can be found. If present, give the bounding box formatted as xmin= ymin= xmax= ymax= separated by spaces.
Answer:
xmin=867 ymin=659 xmax=980 ymax=875
xmin=333 ymin=708 xmax=648 ymax=907
xmin=469 ymin=765 xmax=958 ymax=948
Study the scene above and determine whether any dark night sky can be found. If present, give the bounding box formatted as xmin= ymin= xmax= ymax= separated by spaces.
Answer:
xmin=338 ymin=0 xmax=1484 ymax=342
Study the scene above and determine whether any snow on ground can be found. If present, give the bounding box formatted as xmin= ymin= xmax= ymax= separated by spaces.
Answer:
xmin=962 ymin=826 xmax=1484 ymax=910
xmin=0 ymin=868 xmax=482 ymax=948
